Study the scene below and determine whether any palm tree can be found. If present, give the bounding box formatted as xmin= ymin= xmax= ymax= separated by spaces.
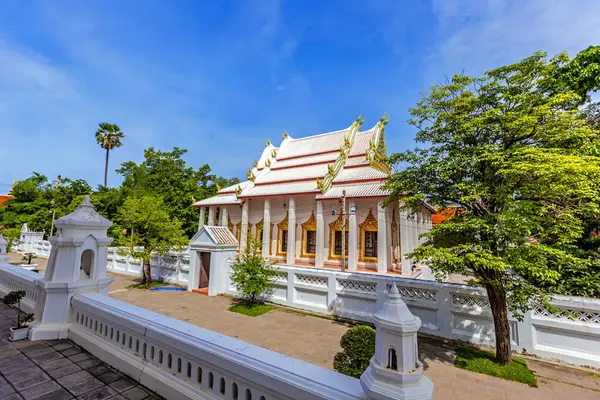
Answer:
xmin=95 ymin=123 xmax=125 ymax=187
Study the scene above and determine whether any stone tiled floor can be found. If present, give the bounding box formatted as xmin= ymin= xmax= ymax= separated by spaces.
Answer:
xmin=0 ymin=303 xmax=160 ymax=400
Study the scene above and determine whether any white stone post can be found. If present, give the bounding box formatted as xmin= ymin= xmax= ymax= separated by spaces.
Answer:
xmin=377 ymin=200 xmax=389 ymax=273
xmin=220 ymin=207 xmax=229 ymax=227
xmin=207 ymin=207 xmax=215 ymax=226
xmin=0 ymin=235 xmax=7 ymax=263
xmin=360 ymin=283 xmax=434 ymax=400
xmin=240 ymin=202 xmax=249 ymax=253
xmin=198 ymin=207 xmax=206 ymax=229
xmin=399 ymin=209 xmax=412 ymax=275
xmin=348 ymin=200 xmax=358 ymax=271
xmin=262 ymin=199 xmax=271 ymax=259
xmin=286 ymin=198 xmax=296 ymax=265
xmin=315 ymin=201 xmax=325 ymax=267
xmin=30 ymin=196 xmax=114 ymax=341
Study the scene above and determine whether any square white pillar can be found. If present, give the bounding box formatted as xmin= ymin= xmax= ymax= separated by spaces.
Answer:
xmin=220 ymin=207 xmax=229 ymax=227
xmin=377 ymin=201 xmax=389 ymax=273
xmin=198 ymin=207 xmax=206 ymax=229
xmin=348 ymin=200 xmax=358 ymax=271
xmin=286 ymin=198 xmax=296 ymax=265
xmin=399 ymin=209 xmax=412 ymax=275
xmin=207 ymin=207 xmax=215 ymax=226
xmin=263 ymin=199 xmax=271 ymax=259
xmin=240 ymin=202 xmax=249 ymax=253
xmin=315 ymin=201 xmax=325 ymax=267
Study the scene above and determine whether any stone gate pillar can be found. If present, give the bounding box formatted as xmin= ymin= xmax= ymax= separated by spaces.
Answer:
xmin=29 ymin=196 xmax=114 ymax=341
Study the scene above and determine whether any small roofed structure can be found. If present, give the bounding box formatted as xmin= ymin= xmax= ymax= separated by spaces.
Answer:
xmin=188 ymin=226 xmax=238 ymax=295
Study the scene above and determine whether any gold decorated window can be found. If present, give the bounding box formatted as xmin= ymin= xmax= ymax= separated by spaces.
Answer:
xmin=328 ymin=213 xmax=348 ymax=260
xmin=359 ymin=208 xmax=378 ymax=263
xmin=300 ymin=211 xmax=317 ymax=258
xmin=277 ymin=215 xmax=288 ymax=256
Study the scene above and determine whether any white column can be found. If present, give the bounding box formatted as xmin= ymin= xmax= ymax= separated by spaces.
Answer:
xmin=399 ymin=209 xmax=411 ymax=275
xmin=198 ymin=207 xmax=206 ymax=229
xmin=416 ymin=211 xmax=423 ymax=245
xmin=348 ymin=200 xmax=358 ymax=271
xmin=207 ymin=207 xmax=215 ymax=226
xmin=315 ymin=201 xmax=325 ymax=267
xmin=286 ymin=198 xmax=296 ymax=265
xmin=220 ymin=207 xmax=228 ymax=227
xmin=377 ymin=200 xmax=389 ymax=273
xmin=262 ymin=199 xmax=271 ymax=259
xmin=412 ymin=213 xmax=419 ymax=252
xmin=240 ymin=202 xmax=249 ymax=253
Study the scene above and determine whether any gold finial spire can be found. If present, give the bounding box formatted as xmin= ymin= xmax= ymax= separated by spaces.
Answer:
xmin=265 ymin=139 xmax=271 ymax=147
xmin=355 ymin=113 xmax=365 ymax=127
xmin=379 ymin=112 xmax=390 ymax=125
xmin=253 ymin=160 xmax=258 ymax=168
xmin=282 ymin=129 xmax=289 ymax=140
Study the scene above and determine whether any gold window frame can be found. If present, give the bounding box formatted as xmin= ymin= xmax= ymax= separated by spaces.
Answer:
xmin=300 ymin=211 xmax=317 ymax=258
xmin=276 ymin=215 xmax=288 ymax=256
xmin=359 ymin=208 xmax=378 ymax=263
xmin=328 ymin=213 xmax=348 ymax=261
xmin=255 ymin=219 xmax=273 ymax=255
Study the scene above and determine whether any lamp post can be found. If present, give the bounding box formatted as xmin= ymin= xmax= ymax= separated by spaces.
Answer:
xmin=49 ymin=200 xmax=56 ymax=237
xmin=331 ymin=190 xmax=356 ymax=272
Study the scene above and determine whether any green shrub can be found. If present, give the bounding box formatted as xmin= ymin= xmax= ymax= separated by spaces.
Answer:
xmin=333 ymin=325 xmax=376 ymax=378
xmin=230 ymin=234 xmax=278 ymax=305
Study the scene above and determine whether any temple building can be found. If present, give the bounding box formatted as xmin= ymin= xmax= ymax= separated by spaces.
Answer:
xmin=192 ymin=115 xmax=434 ymax=276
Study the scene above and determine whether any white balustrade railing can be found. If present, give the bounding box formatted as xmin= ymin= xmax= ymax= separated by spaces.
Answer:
xmin=228 ymin=262 xmax=600 ymax=368
xmin=105 ymin=248 xmax=190 ymax=285
xmin=69 ymin=293 xmax=366 ymax=400
xmin=0 ymin=262 xmax=42 ymax=313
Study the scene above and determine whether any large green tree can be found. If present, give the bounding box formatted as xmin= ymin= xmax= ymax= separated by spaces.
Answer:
xmin=95 ymin=122 xmax=125 ymax=188
xmin=117 ymin=195 xmax=187 ymax=284
xmin=117 ymin=147 xmax=239 ymax=237
xmin=385 ymin=51 xmax=600 ymax=364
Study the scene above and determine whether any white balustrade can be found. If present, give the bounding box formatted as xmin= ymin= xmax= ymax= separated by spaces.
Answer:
xmin=0 ymin=262 xmax=41 ymax=313
xmin=69 ymin=293 xmax=366 ymax=400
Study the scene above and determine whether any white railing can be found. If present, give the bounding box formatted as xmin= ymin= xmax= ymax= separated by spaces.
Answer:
xmin=228 ymin=262 xmax=600 ymax=368
xmin=0 ymin=262 xmax=42 ymax=313
xmin=106 ymin=248 xmax=190 ymax=285
xmin=69 ymin=293 xmax=366 ymax=400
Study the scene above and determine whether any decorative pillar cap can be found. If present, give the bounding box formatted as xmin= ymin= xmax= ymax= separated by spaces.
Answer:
xmin=55 ymin=196 xmax=112 ymax=229
xmin=373 ymin=282 xmax=421 ymax=332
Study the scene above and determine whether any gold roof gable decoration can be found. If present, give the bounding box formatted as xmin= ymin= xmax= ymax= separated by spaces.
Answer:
xmin=235 ymin=185 xmax=243 ymax=196
xmin=282 ymin=129 xmax=289 ymax=140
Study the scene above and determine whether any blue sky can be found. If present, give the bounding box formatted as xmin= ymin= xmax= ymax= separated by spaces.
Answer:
xmin=1 ymin=0 xmax=599 ymax=193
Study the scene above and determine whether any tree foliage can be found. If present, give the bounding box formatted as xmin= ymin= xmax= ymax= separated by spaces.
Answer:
xmin=117 ymin=195 xmax=188 ymax=284
xmin=95 ymin=122 xmax=125 ymax=188
xmin=230 ymin=234 xmax=278 ymax=305
xmin=385 ymin=50 xmax=600 ymax=364
xmin=333 ymin=325 xmax=376 ymax=378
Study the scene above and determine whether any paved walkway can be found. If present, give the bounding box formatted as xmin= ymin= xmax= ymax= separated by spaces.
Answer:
xmin=6 ymin=253 xmax=600 ymax=399
xmin=0 ymin=303 xmax=160 ymax=400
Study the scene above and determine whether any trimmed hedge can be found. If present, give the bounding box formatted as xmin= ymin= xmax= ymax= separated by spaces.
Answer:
xmin=333 ymin=325 xmax=376 ymax=378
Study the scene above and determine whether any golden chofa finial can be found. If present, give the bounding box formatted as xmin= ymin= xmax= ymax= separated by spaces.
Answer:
xmin=379 ymin=112 xmax=390 ymax=125
xmin=216 ymin=183 xmax=221 ymax=191
xmin=355 ymin=113 xmax=365 ymax=126
xmin=235 ymin=185 xmax=242 ymax=196
xmin=246 ymin=169 xmax=256 ymax=182
xmin=9 ymin=179 xmax=16 ymax=194
xmin=265 ymin=139 xmax=271 ymax=147
xmin=253 ymin=160 xmax=258 ymax=168
xmin=282 ymin=129 xmax=289 ymax=140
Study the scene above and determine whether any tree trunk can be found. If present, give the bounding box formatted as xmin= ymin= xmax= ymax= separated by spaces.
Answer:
xmin=142 ymin=258 xmax=152 ymax=285
xmin=104 ymin=148 xmax=110 ymax=188
xmin=485 ymin=283 xmax=512 ymax=365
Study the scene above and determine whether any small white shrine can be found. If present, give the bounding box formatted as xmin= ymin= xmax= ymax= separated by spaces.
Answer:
xmin=360 ymin=282 xmax=434 ymax=400
xmin=192 ymin=115 xmax=435 ymax=292
xmin=0 ymin=235 xmax=7 ymax=263
xmin=30 ymin=196 xmax=114 ymax=340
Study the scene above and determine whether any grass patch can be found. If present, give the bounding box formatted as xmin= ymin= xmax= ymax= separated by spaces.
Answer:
xmin=228 ymin=303 xmax=276 ymax=317
xmin=128 ymin=281 xmax=167 ymax=290
xmin=455 ymin=347 xmax=537 ymax=387
xmin=589 ymin=371 xmax=600 ymax=379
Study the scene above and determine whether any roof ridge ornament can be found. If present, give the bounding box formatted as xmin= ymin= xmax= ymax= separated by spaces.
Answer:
xmin=253 ymin=160 xmax=258 ymax=168
xmin=378 ymin=112 xmax=390 ymax=126
xmin=235 ymin=185 xmax=243 ymax=197
xmin=355 ymin=113 xmax=365 ymax=128
xmin=265 ymin=159 xmax=272 ymax=168
xmin=271 ymin=149 xmax=277 ymax=158
xmin=282 ymin=129 xmax=289 ymax=140
xmin=265 ymin=139 xmax=271 ymax=147
xmin=246 ymin=168 xmax=256 ymax=182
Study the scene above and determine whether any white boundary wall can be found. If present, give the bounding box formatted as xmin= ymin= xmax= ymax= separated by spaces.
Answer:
xmin=16 ymin=239 xmax=600 ymax=369
xmin=227 ymin=262 xmax=600 ymax=369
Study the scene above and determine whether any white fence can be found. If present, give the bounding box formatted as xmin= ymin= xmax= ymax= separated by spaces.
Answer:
xmin=227 ymin=262 xmax=600 ymax=369
xmin=0 ymin=263 xmax=41 ymax=314
xmin=69 ymin=293 xmax=366 ymax=400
